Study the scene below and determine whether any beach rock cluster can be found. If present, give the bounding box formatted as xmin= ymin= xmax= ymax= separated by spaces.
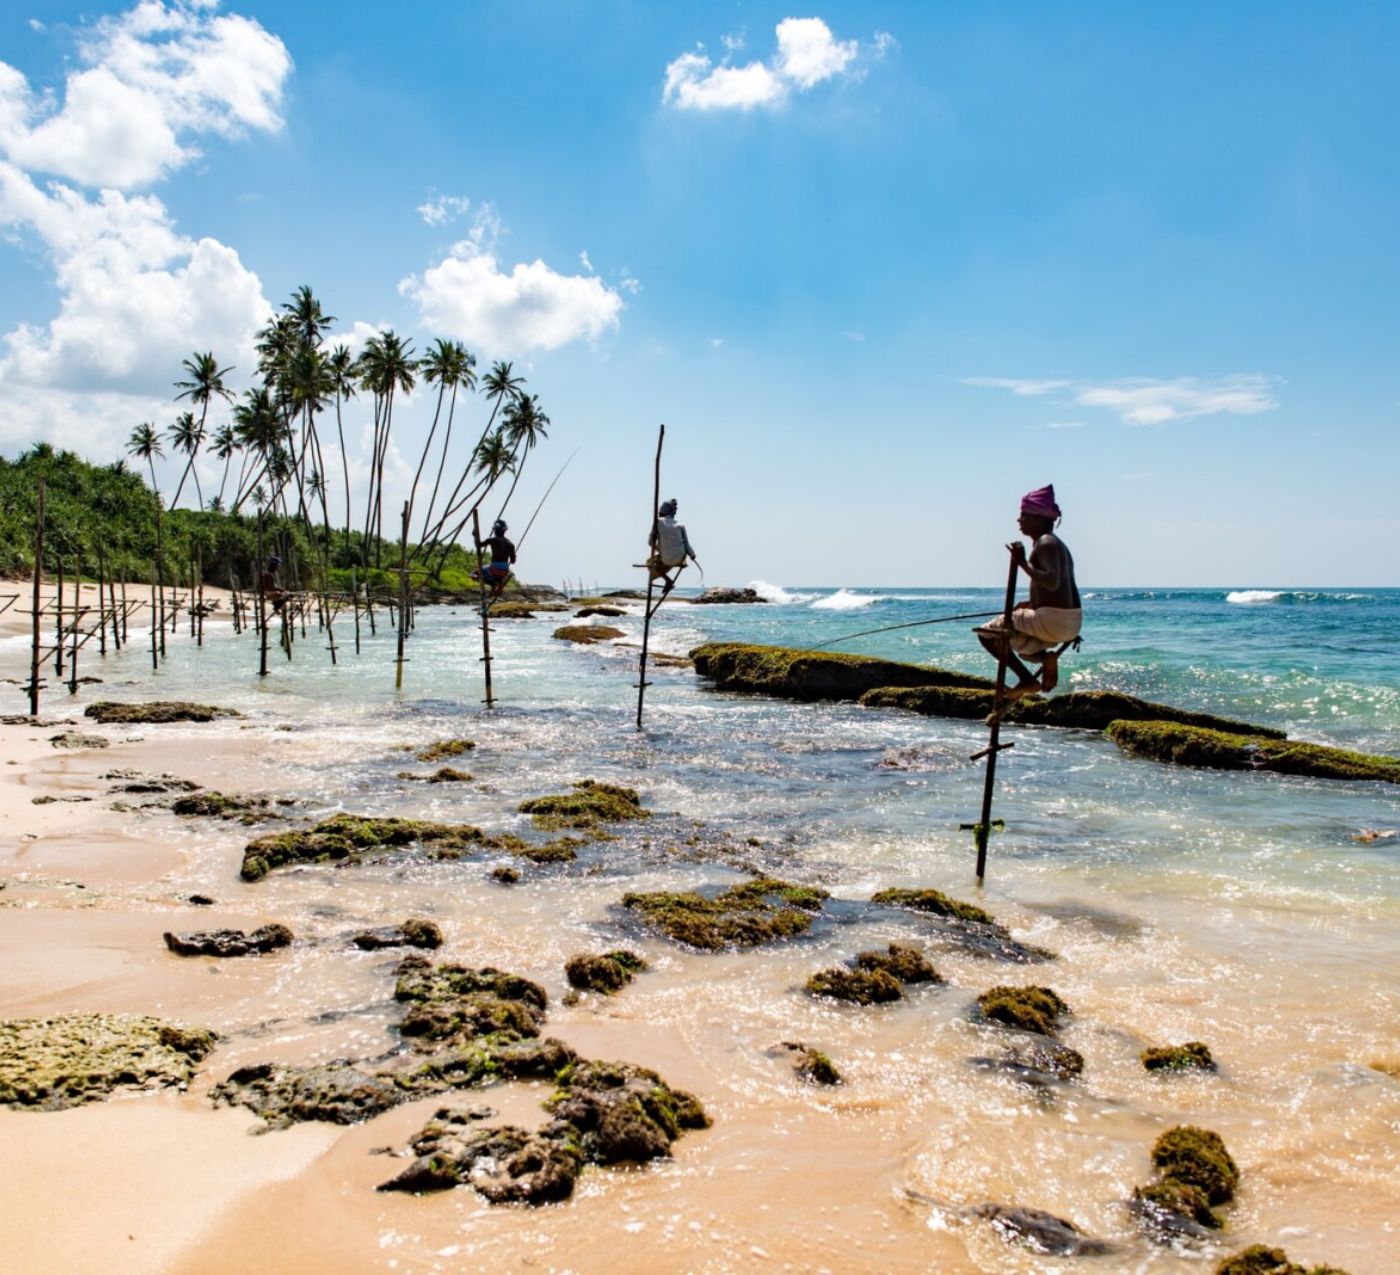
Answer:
xmin=975 ymin=986 xmax=1071 ymax=1037
xmin=84 ymin=701 xmax=241 ymax=724
xmin=871 ymin=887 xmax=1055 ymax=963
xmin=170 ymin=791 xmax=278 ymax=820
xmin=0 ymin=1013 xmax=215 ymax=1110
xmin=1131 ymin=1125 xmax=1239 ymax=1238
xmin=414 ymin=738 xmax=475 ymax=762
xmin=1142 ymin=1041 xmax=1216 ymax=1072
xmin=164 ymin=924 xmax=293 ymax=957
xmin=806 ymin=943 xmax=942 ymax=1004
xmin=552 ymin=623 xmax=625 ymax=645
xmin=690 ymin=642 xmax=991 ymax=702
xmin=622 ymin=877 xmax=829 ymax=950
xmin=351 ymin=918 xmax=443 ymax=950
xmin=240 ymin=814 xmax=502 ymax=881
xmin=396 ymin=766 xmax=472 ymax=783
xmin=1214 ymin=1245 xmax=1350 ymax=1275
xmin=564 ymin=950 xmax=648 ymax=993
xmin=518 ymin=779 xmax=649 ymax=830
xmin=688 ymin=588 xmax=767 ymax=605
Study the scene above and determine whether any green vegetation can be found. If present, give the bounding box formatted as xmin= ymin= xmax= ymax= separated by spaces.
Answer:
xmin=240 ymin=813 xmax=500 ymax=881
xmin=0 ymin=1013 xmax=215 ymax=1109
xmin=805 ymin=966 xmax=904 ymax=1004
xmin=1142 ymin=1041 xmax=1217 ymax=1072
xmin=1106 ymin=721 xmax=1400 ymax=783
xmin=553 ymin=624 xmax=624 ymax=644
xmin=1151 ymin=1125 xmax=1239 ymax=1205
xmin=855 ymin=943 xmax=943 ymax=984
xmin=170 ymin=791 xmax=274 ymax=820
xmin=689 ymin=642 xmax=992 ymax=702
xmin=518 ymin=780 xmax=649 ymax=830
xmin=871 ymin=886 xmax=995 ymax=926
xmin=415 ymin=739 xmax=475 ymax=762
xmin=1215 ymin=1245 xmax=1350 ymax=1275
xmin=564 ymin=950 xmax=648 ymax=993
xmin=975 ymin=986 xmax=1070 ymax=1037
xmin=86 ymin=701 xmax=240 ymax=724
xmin=622 ymin=877 xmax=829 ymax=950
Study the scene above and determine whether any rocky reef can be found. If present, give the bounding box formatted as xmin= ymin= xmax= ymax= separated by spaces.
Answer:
xmin=870 ymin=888 xmax=1054 ymax=963
xmin=971 ymin=1204 xmax=1116 ymax=1257
xmin=397 ymin=767 xmax=473 ymax=783
xmin=1132 ymin=1124 xmax=1239 ymax=1238
xmin=1214 ymin=1245 xmax=1350 ymax=1275
xmin=805 ymin=966 xmax=904 ymax=1004
xmin=553 ymin=624 xmax=624 ymax=644
xmin=975 ymin=986 xmax=1070 ymax=1037
xmin=518 ymin=780 xmax=649 ymax=830
xmin=854 ymin=942 xmax=942 ymax=984
xmin=240 ymin=814 xmax=501 ymax=881
xmin=414 ymin=738 xmax=475 ymax=762
xmin=84 ymin=701 xmax=241 ymax=724
xmin=351 ymin=918 xmax=444 ymax=950
xmin=0 ymin=1013 xmax=215 ymax=1109
xmin=870 ymin=887 xmax=994 ymax=925
xmin=689 ymin=642 xmax=992 ymax=702
xmin=164 ymin=924 xmax=293 ymax=957
xmin=1107 ymin=721 xmax=1400 ymax=783
xmin=170 ymin=791 xmax=277 ymax=820
xmin=687 ymin=587 xmax=768 ymax=605
xmin=564 ymin=950 xmax=648 ymax=993
xmin=622 ymin=877 xmax=829 ymax=950
xmin=1142 ymin=1041 xmax=1216 ymax=1072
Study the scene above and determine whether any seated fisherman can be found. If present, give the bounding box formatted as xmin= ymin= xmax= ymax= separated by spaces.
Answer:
xmin=648 ymin=499 xmax=697 ymax=596
xmin=476 ymin=519 xmax=516 ymax=606
xmin=260 ymin=554 xmax=286 ymax=613
xmin=974 ymin=484 xmax=1082 ymax=696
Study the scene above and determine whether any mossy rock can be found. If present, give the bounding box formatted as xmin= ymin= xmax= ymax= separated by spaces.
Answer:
xmin=164 ymin=924 xmax=293 ymax=957
xmin=241 ymin=813 xmax=497 ymax=881
xmin=489 ymin=866 xmax=520 ymax=884
xmin=85 ymin=701 xmax=242 ymax=724
xmin=518 ymin=780 xmax=649 ymax=830
xmin=1107 ymin=720 xmax=1400 ymax=784
xmin=352 ymin=918 xmax=444 ymax=950
xmin=976 ymin=985 xmax=1070 ymax=1037
xmin=396 ymin=766 xmax=473 ymax=783
xmin=564 ymin=950 xmax=648 ymax=994
xmin=1142 ymin=1041 xmax=1216 ymax=1072
xmin=870 ymin=887 xmax=994 ymax=926
xmin=546 ymin=1059 xmax=710 ymax=1165
xmin=774 ymin=1041 xmax=843 ymax=1085
xmin=211 ymin=1060 xmax=404 ymax=1129
xmin=511 ymin=836 xmax=585 ymax=863
xmin=806 ymin=966 xmax=903 ymax=1004
xmin=623 ymin=877 xmax=829 ymax=950
xmin=690 ymin=642 xmax=992 ymax=702
xmin=970 ymin=1204 xmax=1117 ymax=1257
xmin=1134 ymin=1179 xmax=1221 ymax=1231
xmin=416 ymin=739 xmax=476 ymax=762
xmin=379 ymin=1120 xmax=581 ymax=1201
xmin=0 ymin=1013 xmax=215 ymax=1110
xmin=171 ymin=791 xmax=273 ymax=819
xmin=860 ymin=685 xmax=996 ymax=719
xmin=855 ymin=943 xmax=943 ymax=984
xmin=1151 ymin=1125 xmax=1239 ymax=1205
xmin=553 ymin=624 xmax=624 ymax=644
xmin=1214 ymin=1245 xmax=1351 ymax=1275
xmin=970 ymin=1038 xmax=1085 ymax=1085
xmin=575 ymin=606 xmax=627 ymax=618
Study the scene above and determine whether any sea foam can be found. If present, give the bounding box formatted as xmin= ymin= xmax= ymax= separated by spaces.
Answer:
xmin=745 ymin=580 xmax=814 ymax=605
xmin=811 ymin=589 xmax=882 ymax=610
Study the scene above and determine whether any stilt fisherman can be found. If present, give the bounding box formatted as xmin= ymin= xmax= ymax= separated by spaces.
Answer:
xmin=477 ymin=519 xmax=517 ymax=609
xmin=974 ymin=484 xmax=1082 ymax=696
xmin=647 ymin=499 xmax=698 ymax=599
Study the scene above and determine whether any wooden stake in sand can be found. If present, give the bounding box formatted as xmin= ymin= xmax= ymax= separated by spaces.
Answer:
xmin=635 ymin=423 xmax=665 ymax=731
xmin=68 ymin=552 xmax=81 ymax=695
xmin=964 ymin=549 xmax=1020 ymax=886
xmin=255 ymin=514 xmax=269 ymax=678
xmin=29 ymin=478 xmax=44 ymax=717
xmin=54 ymin=552 xmax=64 ymax=678
xmin=472 ymin=508 xmax=494 ymax=707
xmin=395 ymin=501 xmax=410 ymax=690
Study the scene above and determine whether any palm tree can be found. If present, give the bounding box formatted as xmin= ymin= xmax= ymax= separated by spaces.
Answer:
xmin=210 ymin=425 xmax=237 ymax=506
xmin=282 ymin=285 xmax=335 ymax=350
xmin=127 ymin=422 xmax=164 ymax=493
xmin=354 ymin=331 xmax=417 ymax=566
xmin=326 ymin=344 xmax=357 ymax=555
xmin=167 ymin=412 xmax=206 ymax=509
xmin=230 ymin=388 xmax=283 ymax=513
xmin=411 ymin=338 xmax=476 ymax=542
xmin=494 ymin=393 xmax=551 ymax=520
xmin=172 ymin=351 xmax=233 ymax=507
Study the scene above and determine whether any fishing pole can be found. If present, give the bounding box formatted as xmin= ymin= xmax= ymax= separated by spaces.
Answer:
xmin=515 ymin=449 xmax=579 ymax=552
xmin=810 ymin=608 xmax=1005 ymax=650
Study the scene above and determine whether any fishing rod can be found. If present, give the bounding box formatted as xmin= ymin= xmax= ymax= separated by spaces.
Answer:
xmin=810 ymin=608 xmax=1004 ymax=650
xmin=515 ymin=449 xmax=579 ymax=552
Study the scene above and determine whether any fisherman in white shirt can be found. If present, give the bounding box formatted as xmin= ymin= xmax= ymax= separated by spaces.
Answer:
xmin=648 ymin=499 xmax=697 ymax=597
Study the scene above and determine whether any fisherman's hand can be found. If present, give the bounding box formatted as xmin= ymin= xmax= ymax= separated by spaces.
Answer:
xmin=1007 ymin=541 xmax=1028 ymax=566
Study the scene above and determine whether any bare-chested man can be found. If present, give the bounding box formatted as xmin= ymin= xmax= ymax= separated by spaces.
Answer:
xmin=974 ymin=484 xmax=1082 ymax=696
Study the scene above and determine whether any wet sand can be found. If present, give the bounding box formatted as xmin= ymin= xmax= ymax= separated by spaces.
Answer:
xmin=1 ymin=591 xmax=1397 ymax=1274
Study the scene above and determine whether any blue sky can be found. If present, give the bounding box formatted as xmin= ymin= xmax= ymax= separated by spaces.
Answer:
xmin=1 ymin=1 xmax=1396 ymax=586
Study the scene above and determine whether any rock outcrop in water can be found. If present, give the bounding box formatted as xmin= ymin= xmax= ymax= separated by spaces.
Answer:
xmin=975 ymin=986 xmax=1070 ymax=1037
xmin=969 ymin=1037 xmax=1085 ymax=1086
xmin=806 ymin=966 xmax=904 ymax=1004
xmin=518 ymin=780 xmax=649 ymax=830
xmin=170 ymin=791 xmax=279 ymax=820
xmin=352 ymin=918 xmax=444 ymax=950
xmin=971 ymin=1204 xmax=1117 ymax=1257
xmin=1214 ymin=1245 xmax=1351 ymax=1275
xmin=1107 ymin=721 xmax=1400 ymax=783
xmin=564 ymin=950 xmax=648 ymax=993
xmin=870 ymin=888 xmax=1055 ymax=963
xmin=771 ymin=1041 xmax=843 ymax=1085
xmin=84 ymin=701 xmax=241 ymax=724
xmin=1142 ymin=1041 xmax=1216 ymax=1072
xmin=687 ymin=587 xmax=767 ymax=605
xmin=414 ymin=738 xmax=475 ymax=762
xmin=1 ymin=1013 xmax=215 ymax=1109
xmin=689 ymin=642 xmax=992 ymax=702
xmin=1131 ymin=1124 xmax=1239 ymax=1239
xmin=553 ymin=624 xmax=624 ymax=645
xmin=240 ymin=814 xmax=506 ymax=881
xmin=164 ymin=924 xmax=293 ymax=956
xmin=623 ymin=877 xmax=829 ymax=950
xmin=855 ymin=942 xmax=942 ymax=984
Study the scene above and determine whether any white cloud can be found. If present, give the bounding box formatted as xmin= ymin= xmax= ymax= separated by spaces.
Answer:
xmin=400 ymin=237 xmax=624 ymax=356
xmin=1043 ymin=420 xmax=1084 ymax=429
xmin=965 ymin=374 xmax=1279 ymax=425
xmin=0 ymin=1 xmax=292 ymax=189
xmin=579 ymin=248 xmax=594 ymax=273
xmin=663 ymin=16 xmax=878 ymax=112
xmin=619 ymin=270 xmax=641 ymax=295
xmin=417 ymin=193 xmax=471 ymax=226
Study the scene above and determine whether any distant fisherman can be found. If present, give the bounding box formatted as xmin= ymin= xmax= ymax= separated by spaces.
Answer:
xmin=974 ymin=484 xmax=1082 ymax=696
xmin=476 ymin=519 xmax=516 ymax=608
xmin=260 ymin=554 xmax=286 ymax=613
xmin=648 ymin=498 xmax=698 ymax=598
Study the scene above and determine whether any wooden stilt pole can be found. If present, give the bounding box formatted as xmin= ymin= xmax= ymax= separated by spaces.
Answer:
xmin=968 ymin=551 xmax=1020 ymax=886
xmin=29 ymin=479 xmax=44 ymax=717
xmin=120 ymin=577 xmax=128 ymax=644
xmin=636 ymin=424 xmax=665 ymax=730
xmin=256 ymin=515 xmax=269 ymax=677
xmin=68 ymin=552 xmax=81 ymax=694
xmin=96 ymin=548 xmax=107 ymax=656
xmin=472 ymin=509 xmax=494 ymax=707
xmin=196 ymin=550 xmax=205 ymax=647
xmin=150 ymin=565 xmax=159 ymax=672
xmin=108 ymin=567 xmax=120 ymax=650
xmin=54 ymin=552 xmax=64 ymax=677
xmin=395 ymin=501 xmax=410 ymax=690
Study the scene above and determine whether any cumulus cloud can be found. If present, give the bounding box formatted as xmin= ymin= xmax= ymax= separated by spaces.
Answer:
xmin=663 ymin=16 xmax=876 ymax=112
xmin=417 ymin=193 xmax=471 ymax=226
xmin=964 ymin=374 xmax=1279 ymax=425
xmin=0 ymin=0 xmax=291 ymax=189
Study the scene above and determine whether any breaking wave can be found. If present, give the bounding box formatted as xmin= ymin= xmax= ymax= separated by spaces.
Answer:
xmin=745 ymin=580 xmax=816 ymax=605
xmin=811 ymin=589 xmax=883 ymax=610
xmin=1226 ymin=590 xmax=1370 ymax=605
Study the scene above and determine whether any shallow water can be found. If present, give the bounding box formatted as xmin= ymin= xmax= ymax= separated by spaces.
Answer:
xmin=7 ymin=586 xmax=1400 ymax=1273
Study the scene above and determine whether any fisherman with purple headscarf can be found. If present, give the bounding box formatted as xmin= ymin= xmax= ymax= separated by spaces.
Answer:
xmin=974 ymin=484 xmax=1082 ymax=695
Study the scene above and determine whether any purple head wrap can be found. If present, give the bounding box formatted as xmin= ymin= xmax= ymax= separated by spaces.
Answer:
xmin=1020 ymin=484 xmax=1061 ymax=521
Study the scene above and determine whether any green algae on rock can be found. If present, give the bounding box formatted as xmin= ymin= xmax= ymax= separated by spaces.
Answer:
xmin=510 ymin=835 xmax=586 ymax=863
xmin=1 ymin=1013 xmax=215 ymax=1110
xmin=1151 ymin=1125 xmax=1239 ymax=1205
xmin=1214 ymin=1244 xmax=1351 ymax=1275
xmin=85 ymin=701 xmax=241 ymax=724
xmin=396 ymin=766 xmax=473 ymax=783
xmin=546 ymin=1058 xmax=709 ymax=1163
xmin=170 ymin=791 xmax=275 ymax=820
xmin=553 ymin=624 xmax=624 ymax=644
xmin=855 ymin=942 xmax=943 ymax=984
xmin=415 ymin=738 xmax=476 ymax=762
xmin=976 ymin=986 xmax=1070 ymax=1037
xmin=489 ymin=865 xmax=521 ymax=884
xmin=1106 ymin=720 xmax=1400 ymax=783
xmin=970 ymin=1038 xmax=1085 ymax=1086
xmin=518 ymin=779 xmax=650 ymax=830
xmin=860 ymin=685 xmax=995 ymax=720
xmin=380 ymin=1119 xmax=581 ymax=1201
xmin=565 ymin=950 xmax=648 ymax=994
xmin=164 ymin=924 xmax=293 ymax=957
xmin=690 ymin=642 xmax=992 ymax=702
xmin=871 ymin=887 xmax=994 ymax=926
xmin=1142 ymin=1041 xmax=1217 ymax=1072
xmin=240 ymin=813 xmax=499 ymax=881
xmin=211 ymin=1060 xmax=403 ymax=1129
xmin=622 ymin=877 xmax=829 ymax=950
xmin=352 ymin=918 xmax=444 ymax=950
xmin=806 ymin=966 xmax=904 ymax=1004
xmin=793 ymin=1045 xmax=842 ymax=1085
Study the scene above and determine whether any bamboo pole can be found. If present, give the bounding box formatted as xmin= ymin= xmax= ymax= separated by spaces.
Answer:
xmin=636 ymin=424 xmax=665 ymax=730
xmin=969 ymin=551 xmax=1020 ymax=886
xmin=473 ymin=509 xmax=494 ymax=707
xmin=196 ymin=549 xmax=205 ymax=647
xmin=54 ymin=552 xmax=64 ymax=677
xmin=395 ymin=501 xmax=410 ymax=690
xmin=352 ymin=569 xmax=362 ymax=655
xmin=120 ymin=577 xmax=128 ymax=644
xmin=256 ymin=515 xmax=269 ymax=677
xmin=96 ymin=548 xmax=107 ymax=656
xmin=68 ymin=552 xmax=81 ymax=694
xmin=29 ymin=479 xmax=44 ymax=717
xmin=149 ymin=565 xmax=159 ymax=672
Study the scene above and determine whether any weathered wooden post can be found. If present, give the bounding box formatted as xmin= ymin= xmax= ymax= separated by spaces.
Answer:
xmin=96 ymin=548 xmax=107 ymax=656
xmin=395 ymin=501 xmax=410 ymax=690
xmin=472 ymin=509 xmax=494 ymax=707
xmin=351 ymin=569 xmax=362 ymax=655
xmin=636 ymin=424 xmax=665 ymax=730
xmin=255 ymin=514 xmax=269 ymax=677
xmin=29 ymin=479 xmax=45 ymax=717
xmin=54 ymin=552 xmax=64 ymax=678
xmin=68 ymin=552 xmax=81 ymax=694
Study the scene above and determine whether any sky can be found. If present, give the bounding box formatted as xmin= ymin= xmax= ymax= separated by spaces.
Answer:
xmin=1 ymin=1 xmax=1397 ymax=587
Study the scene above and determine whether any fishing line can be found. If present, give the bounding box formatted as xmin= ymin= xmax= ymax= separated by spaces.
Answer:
xmin=810 ymin=609 xmax=1005 ymax=650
